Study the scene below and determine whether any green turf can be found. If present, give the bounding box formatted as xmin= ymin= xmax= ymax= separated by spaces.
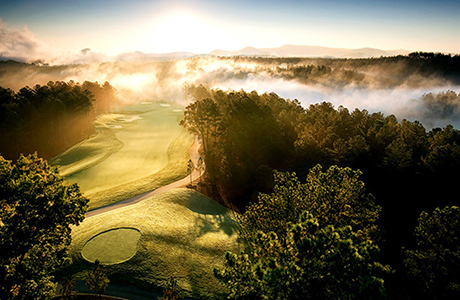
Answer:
xmin=50 ymin=102 xmax=194 ymax=209
xmin=51 ymin=102 xmax=242 ymax=298
xmin=68 ymin=188 xmax=242 ymax=299
xmin=81 ymin=228 xmax=141 ymax=265
xmin=49 ymin=114 xmax=125 ymax=177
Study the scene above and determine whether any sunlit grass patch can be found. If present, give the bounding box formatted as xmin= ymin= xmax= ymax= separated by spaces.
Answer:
xmin=85 ymin=127 xmax=193 ymax=209
xmin=68 ymin=188 xmax=241 ymax=299
xmin=51 ymin=102 xmax=194 ymax=209
xmin=49 ymin=116 xmax=125 ymax=177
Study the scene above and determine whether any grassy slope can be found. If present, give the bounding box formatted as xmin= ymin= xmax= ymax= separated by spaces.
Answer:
xmin=68 ymin=188 xmax=241 ymax=299
xmin=50 ymin=102 xmax=194 ymax=209
xmin=52 ymin=102 xmax=242 ymax=298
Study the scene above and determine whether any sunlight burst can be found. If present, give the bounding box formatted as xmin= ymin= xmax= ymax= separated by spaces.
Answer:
xmin=148 ymin=11 xmax=216 ymax=53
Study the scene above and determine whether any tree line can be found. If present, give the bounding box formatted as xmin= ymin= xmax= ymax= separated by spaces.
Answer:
xmin=181 ymin=85 xmax=460 ymax=299
xmin=0 ymin=80 xmax=117 ymax=160
xmin=219 ymin=52 xmax=460 ymax=88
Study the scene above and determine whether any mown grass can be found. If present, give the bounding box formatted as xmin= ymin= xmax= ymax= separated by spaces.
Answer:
xmin=67 ymin=188 xmax=242 ymax=299
xmin=50 ymin=102 xmax=194 ymax=209
xmin=49 ymin=114 xmax=125 ymax=177
xmin=81 ymin=228 xmax=141 ymax=265
xmin=51 ymin=102 xmax=241 ymax=298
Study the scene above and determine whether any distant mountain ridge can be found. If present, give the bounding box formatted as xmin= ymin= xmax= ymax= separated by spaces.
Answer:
xmin=0 ymin=44 xmax=411 ymax=64
xmin=113 ymin=45 xmax=411 ymax=60
xmin=114 ymin=51 xmax=197 ymax=62
xmin=210 ymin=44 xmax=410 ymax=58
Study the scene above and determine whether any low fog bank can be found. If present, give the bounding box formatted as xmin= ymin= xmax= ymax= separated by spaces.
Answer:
xmin=215 ymin=77 xmax=460 ymax=129
xmin=1 ymin=57 xmax=460 ymax=129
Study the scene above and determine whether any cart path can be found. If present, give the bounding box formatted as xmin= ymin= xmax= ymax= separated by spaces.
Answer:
xmin=85 ymin=136 xmax=202 ymax=218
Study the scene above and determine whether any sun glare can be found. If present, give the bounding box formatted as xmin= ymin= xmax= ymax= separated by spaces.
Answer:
xmin=147 ymin=11 xmax=217 ymax=53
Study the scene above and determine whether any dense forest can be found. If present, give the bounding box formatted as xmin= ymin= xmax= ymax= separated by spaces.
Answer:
xmin=0 ymin=81 xmax=117 ymax=160
xmin=179 ymin=52 xmax=460 ymax=92
xmin=219 ymin=52 xmax=460 ymax=88
xmin=181 ymin=84 xmax=460 ymax=299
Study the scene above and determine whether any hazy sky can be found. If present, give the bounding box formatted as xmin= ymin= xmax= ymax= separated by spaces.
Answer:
xmin=1 ymin=0 xmax=460 ymax=55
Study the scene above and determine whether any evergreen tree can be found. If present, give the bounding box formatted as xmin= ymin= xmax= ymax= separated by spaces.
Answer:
xmin=0 ymin=153 xmax=88 ymax=299
xmin=404 ymin=206 xmax=460 ymax=299
xmin=159 ymin=276 xmax=184 ymax=300
xmin=86 ymin=259 xmax=110 ymax=297
xmin=215 ymin=211 xmax=391 ymax=300
xmin=239 ymin=165 xmax=381 ymax=243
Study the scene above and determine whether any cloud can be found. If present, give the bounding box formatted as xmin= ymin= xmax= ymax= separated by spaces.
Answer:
xmin=0 ymin=20 xmax=114 ymax=64
xmin=48 ymin=48 xmax=112 ymax=65
xmin=0 ymin=19 xmax=48 ymax=62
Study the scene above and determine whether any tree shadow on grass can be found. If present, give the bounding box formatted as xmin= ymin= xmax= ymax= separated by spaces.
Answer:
xmin=194 ymin=214 xmax=239 ymax=237
xmin=171 ymin=189 xmax=240 ymax=237
xmin=181 ymin=192 xmax=229 ymax=215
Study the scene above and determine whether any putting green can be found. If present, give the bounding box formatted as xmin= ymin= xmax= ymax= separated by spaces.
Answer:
xmin=81 ymin=228 xmax=141 ymax=265
xmin=69 ymin=188 xmax=241 ymax=299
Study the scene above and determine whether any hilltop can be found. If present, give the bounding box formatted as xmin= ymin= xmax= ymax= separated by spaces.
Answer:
xmin=210 ymin=44 xmax=410 ymax=58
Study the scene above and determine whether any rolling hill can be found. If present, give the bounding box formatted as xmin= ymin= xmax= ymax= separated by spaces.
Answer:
xmin=210 ymin=44 xmax=410 ymax=58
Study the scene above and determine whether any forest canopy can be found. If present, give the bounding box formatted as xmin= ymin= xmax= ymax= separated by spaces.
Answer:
xmin=182 ymin=85 xmax=460 ymax=276
xmin=180 ymin=85 xmax=460 ymax=299
xmin=0 ymin=80 xmax=117 ymax=159
xmin=0 ymin=153 xmax=88 ymax=299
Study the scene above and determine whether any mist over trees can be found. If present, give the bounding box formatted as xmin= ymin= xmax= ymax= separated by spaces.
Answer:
xmin=182 ymin=85 xmax=460 ymax=205
xmin=417 ymin=90 xmax=460 ymax=126
xmin=182 ymin=84 xmax=460 ymax=298
xmin=2 ymin=52 xmax=460 ymax=101
xmin=4 ymin=53 xmax=460 ymax=133
xmin=209 ymin=52 xmax=460 ymax=89
xmin=0 ymin=80 xmax=117 ymax=160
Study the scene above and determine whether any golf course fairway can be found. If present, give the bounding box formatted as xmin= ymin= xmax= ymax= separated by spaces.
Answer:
xmin=52 ymin=101 xmax=242 ymax=298
xmin=50 ymin=102 xmax=194 ymax=209
xmin=69 ymin=188 xmax=240 ymax=299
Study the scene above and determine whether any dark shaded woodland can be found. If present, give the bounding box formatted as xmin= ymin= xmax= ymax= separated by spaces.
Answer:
xmin=0 ymin=81 xmax=117 ymax=160
xmin=182 ymin=84 xmax=460 ymax=298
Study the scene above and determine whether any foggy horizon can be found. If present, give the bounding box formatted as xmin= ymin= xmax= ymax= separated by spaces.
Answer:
xmin=2 ymin=0 xmax=460 ymax=130
xmin=1 ymin=0 xmax=460 ymax=64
